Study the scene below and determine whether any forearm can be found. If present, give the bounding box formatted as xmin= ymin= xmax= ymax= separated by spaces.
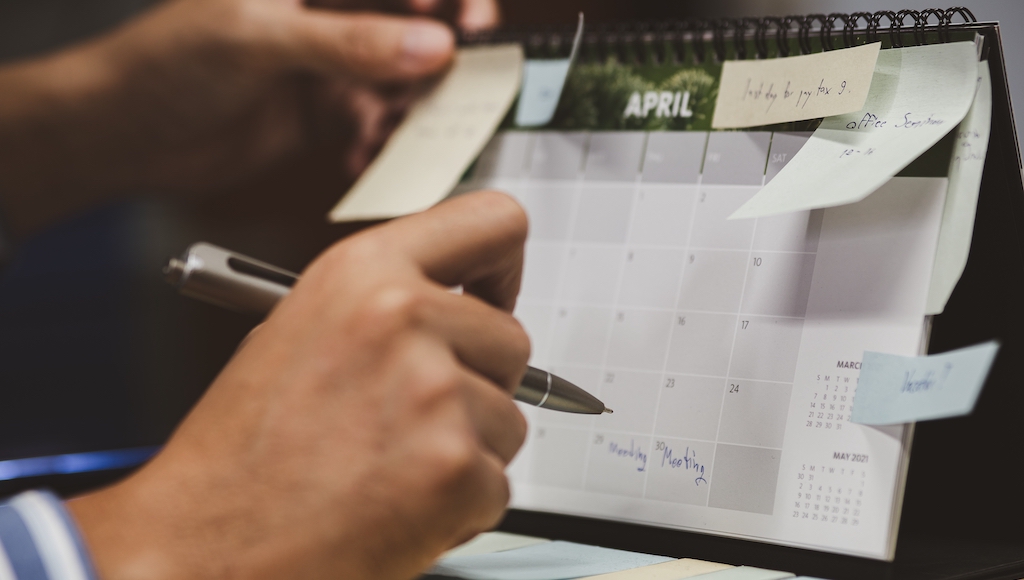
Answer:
xmin=0 ymin=41 xmax=135 ymax=240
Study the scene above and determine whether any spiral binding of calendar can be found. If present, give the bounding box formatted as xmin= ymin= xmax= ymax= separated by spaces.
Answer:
xmin=459 ymin=7 xmax=978 ymax=63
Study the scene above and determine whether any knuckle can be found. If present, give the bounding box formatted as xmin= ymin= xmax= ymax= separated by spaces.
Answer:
xmin=409 ymin=358 xmax=462 ymax=407
xmin=430 ymin=433 xmax=479 ymax=485
xmin=467 ymin=191 xmax=529 ymax=244
xmin=506 ymin=316 xmax=532 ymax=367
xmin=509 ymin=407 xmax=528 ymax=451
xmin=369 ymin=285 xmax=426 ymax=326
xmin=321 ymin=235 xmax=384 ymax=272
xmin=476 ymin=471 xmax=511 ymax=530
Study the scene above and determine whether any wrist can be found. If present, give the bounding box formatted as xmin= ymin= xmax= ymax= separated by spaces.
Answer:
xmin=67 ymin=477 xmax=196 ymax=580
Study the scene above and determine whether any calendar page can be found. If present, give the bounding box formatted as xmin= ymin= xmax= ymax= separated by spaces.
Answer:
xmin=462 ymin=129 xmax=946 ymax=560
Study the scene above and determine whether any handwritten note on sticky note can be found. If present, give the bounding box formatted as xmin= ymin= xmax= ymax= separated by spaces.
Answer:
xmin=428 ymin=541 xmax=672 ymax=580
xmin=713 ymin=43 xmax=880 ymax=129
xmin=926 ymin=62 xmax=992 ymax=314
xmin=578 ymin=558 xmax=732 ymax=579
xmin=328 ymin=44 xmax=523 ymax=222
xmin=730 ymin=42 xmax=978 ymax=220
xmin=851 ymin=341 xmax=999 ymax=425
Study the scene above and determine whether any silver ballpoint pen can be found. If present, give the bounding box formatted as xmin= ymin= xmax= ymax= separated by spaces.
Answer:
xmin=163 ymin=242 xmax=612 ymax=415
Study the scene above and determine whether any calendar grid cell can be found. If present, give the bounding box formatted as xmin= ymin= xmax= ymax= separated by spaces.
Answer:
xmin=518 ymin=299 xmax=809 ymax=320
xmin=484 ymin=122 xmax=935 ymax=550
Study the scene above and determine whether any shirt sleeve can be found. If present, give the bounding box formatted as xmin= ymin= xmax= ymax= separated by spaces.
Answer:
xmin=0 ymin=491 xmax=99 ymax=580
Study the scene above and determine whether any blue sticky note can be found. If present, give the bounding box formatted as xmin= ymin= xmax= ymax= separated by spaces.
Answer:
xmin=515 ymin=60 xmax=573 ymax=127
xmin=695 ymin=566 xmax=793 ymax=580
xmin=851 ymin=341 xmax=999 ymax=425
xmin=514 ymin=14 xmax=583 ymax=127
xmin=428 ymin=540 xmax=672 ymax=580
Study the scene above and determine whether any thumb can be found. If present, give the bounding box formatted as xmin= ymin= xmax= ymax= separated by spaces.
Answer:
xmin=282 ymin=12 xmax=455 ymax=82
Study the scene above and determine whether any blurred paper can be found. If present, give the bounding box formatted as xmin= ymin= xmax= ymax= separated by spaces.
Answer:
xmin=578 ymin=558 xmax=732 ymax=579
xmin=851 ymin=341 xmax=999 ymax=425
xmin=926 ymin=62 xmax=992 ymax=314
xmin=428 ymin=540 xmax=672 ymax=580
xmin=730 ymin=42 xmax=978 ymax=220
xmin=329 ymin=44 xmax=523 ymax=222
xmin=515 ymin=14 xmax=583 ymax=127
xmin=712 ymin=43 xmax=879 ymax=129
xmin=691 ymin=567 xmax=794 ymax=580
xmin=443 ymin=533 xmax=550 ymax=559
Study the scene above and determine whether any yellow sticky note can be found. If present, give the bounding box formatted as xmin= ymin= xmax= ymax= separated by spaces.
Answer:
xmin=329 ymin=44 xmax=523 ymax=222
xmin=578 ymin=558 xmax=733 ymax=579
xmin=712 ymin=43 xmax=880 ymax=129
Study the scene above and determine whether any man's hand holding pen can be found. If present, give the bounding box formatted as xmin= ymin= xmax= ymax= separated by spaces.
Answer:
xmin=68 ymin=192 xmax=531 ymax=580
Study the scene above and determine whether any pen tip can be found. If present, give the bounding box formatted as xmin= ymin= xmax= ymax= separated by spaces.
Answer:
xmin=603 ymin=408 xmax=614 ymax=414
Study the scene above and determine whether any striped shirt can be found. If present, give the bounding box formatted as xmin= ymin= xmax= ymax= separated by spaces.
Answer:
xmin=0 ymin=491 xmax=97 ymax=580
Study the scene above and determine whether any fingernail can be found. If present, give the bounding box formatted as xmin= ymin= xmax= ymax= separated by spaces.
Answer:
xmin=402 ymin=22 xmax=454 ymax=66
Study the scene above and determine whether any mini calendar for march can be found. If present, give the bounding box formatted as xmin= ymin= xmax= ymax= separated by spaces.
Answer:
xmin=457 ymin=55 xmax=951 ymax=560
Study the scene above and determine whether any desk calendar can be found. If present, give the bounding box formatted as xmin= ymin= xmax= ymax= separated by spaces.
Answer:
xmin=460 ymin=128 xmax=946 ymax=559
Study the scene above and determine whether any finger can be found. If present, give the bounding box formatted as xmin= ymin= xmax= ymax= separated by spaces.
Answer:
xmin=420 ymin=286 xmax=530 ymax=392
xmin=367 ymin=191 xmax=528 ymax=311
xmin=463 ymin=451 xmax=513 ymax=534
xmin=457 ymin=366 xmax=527 ymax=465
xmin=282 ymin=12 xmax=454 ymax=82
xmin=304 ymin=0 xmax=498 ymax=31
xmin=457 ymin=0 xmax=501 ymax=31
xmin=235 ymin=323 xmax=265 ymax=354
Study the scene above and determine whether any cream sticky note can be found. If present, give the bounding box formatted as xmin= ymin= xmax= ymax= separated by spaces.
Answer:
xmin=428 ymin=541 xmax=672 ymax=580
xmin=712 ymin=42 xmax=880 ymax=129
xmin=328 ymin=44 xmax=523 ymax=222
xmin=851 ymin=341 xmax=1000 ymax=425
xmin=577 ymin=558 xmax=732 ymax=579
xmin=442 ymin=533 xmax=550 ymax=560
xmin=730 ymin=42 xmax=978 ymax=220
xmin=926 ymin=62 xmax=992 ymax=314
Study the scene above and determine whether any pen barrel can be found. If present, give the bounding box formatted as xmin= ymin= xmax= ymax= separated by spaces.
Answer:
xmin=515 ymin=367 xmax=606 ymax=414
xmin=165 ymin=243 xmax=291 ymax=315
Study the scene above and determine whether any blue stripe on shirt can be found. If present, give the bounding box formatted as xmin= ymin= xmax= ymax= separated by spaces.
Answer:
xmin=32 ymin=492 xmax=97 ymax=580
xmin=0 ymin=502 xmax=49 ymax=580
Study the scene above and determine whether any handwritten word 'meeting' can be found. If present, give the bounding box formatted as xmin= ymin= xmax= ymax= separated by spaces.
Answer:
xmin=660 ymin=444 xmax=707 ymax=486
xmin=608 ymin=440 xmax=648 ymax=472
xmin=743 ymin=78 xmax=848 ymax=113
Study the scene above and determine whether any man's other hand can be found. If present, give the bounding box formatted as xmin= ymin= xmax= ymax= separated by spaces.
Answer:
xmin=0 ymin=0 xmax=499 ymax=238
